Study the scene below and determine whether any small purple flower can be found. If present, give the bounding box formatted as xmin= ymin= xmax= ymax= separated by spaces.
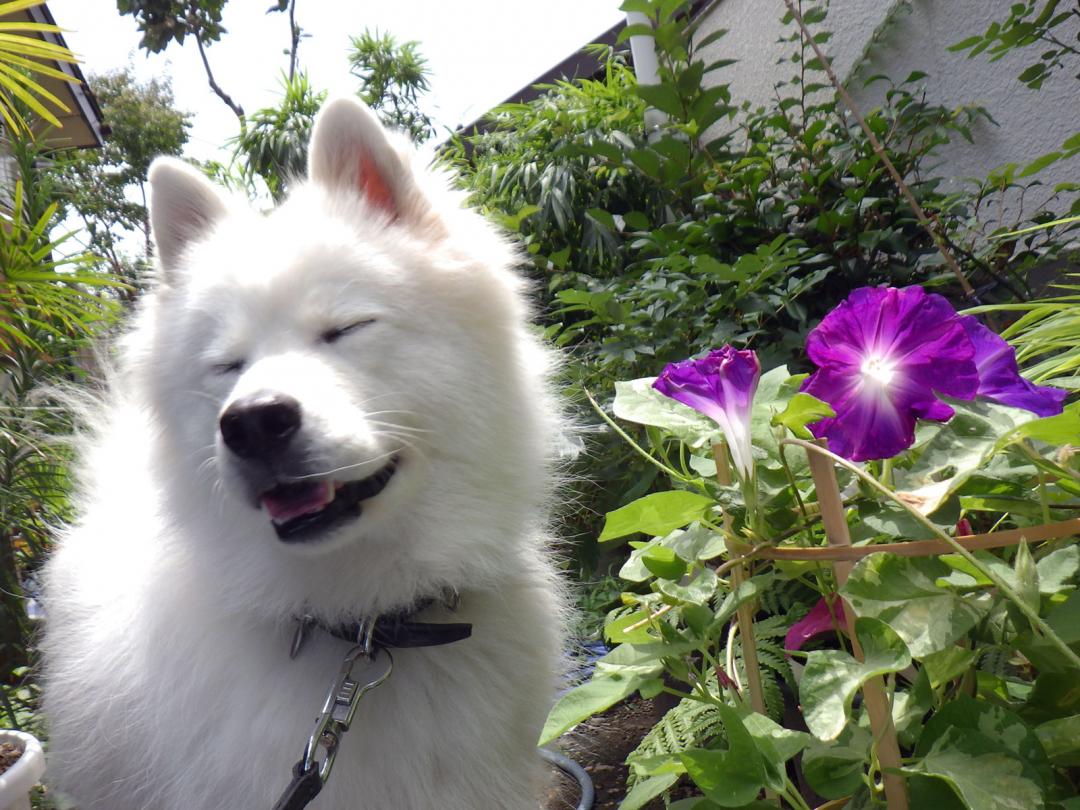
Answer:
xmin=784 ymin=596 xmax=847 ymax=654
xmin=653 ymin=346 xmax=760 ymax=478
xmin=801 ymin=286 xmax=979 ymax=461
xmin=960 ymin=315 xmax=1067 ymax=417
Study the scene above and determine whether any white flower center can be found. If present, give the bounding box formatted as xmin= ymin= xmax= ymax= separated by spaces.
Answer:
xmin=861 ymin=354 xmax=896 ymax=387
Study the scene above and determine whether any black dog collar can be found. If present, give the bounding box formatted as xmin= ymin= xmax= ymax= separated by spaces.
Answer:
xmin=289 ymin=593 xmax=471 ymax=658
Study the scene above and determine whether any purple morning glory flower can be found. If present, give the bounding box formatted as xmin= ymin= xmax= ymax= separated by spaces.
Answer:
xmin=784 ymin=596 xmax=847 ymax=654
xmin=653 ymin=346 xmax=760 ymax=478
xmin=959 ymin=315 xmax=1067 ymax=417
xmin=801 ymin=286 xmax=980 ymax=462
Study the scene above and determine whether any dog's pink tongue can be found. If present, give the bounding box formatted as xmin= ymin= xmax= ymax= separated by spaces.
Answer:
xmin=261 ymin=481 xmax=335 ymax=523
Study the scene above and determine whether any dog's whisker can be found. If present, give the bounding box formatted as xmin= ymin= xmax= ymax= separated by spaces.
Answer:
xmin=186 ymin=441 xmax=218 ymax=463
xmin=376 ymin=430 xmax=424 ymax=449
xmin=375 ymin=436 xmax=422 ymax=457
xmin=367 ymin=420 xmax=433 ymax=435
xmin=355 ymin=392 xmax=409 ymax=408
xmin=180 ymin=389 xmax=224 ymax=406
xmin=362 ymin=407 xmax=419 ymax=417
xmin=369 ymin=431 xmax=426 ymax=455
xmin=287 ymin=447 xmax=403 ymax=481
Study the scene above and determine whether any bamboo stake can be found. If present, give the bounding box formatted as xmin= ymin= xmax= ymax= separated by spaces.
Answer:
xmin=713 ymin=443 xmax=768 ymax=717
xmin=806 ymin=446 xmax=909 ymax=810
xmin=729 ymin=516 xmax=1080 ymax=561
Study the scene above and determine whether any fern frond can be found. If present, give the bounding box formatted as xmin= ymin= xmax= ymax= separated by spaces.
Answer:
xmin=625 ymin=698 xmax=724 ymax=788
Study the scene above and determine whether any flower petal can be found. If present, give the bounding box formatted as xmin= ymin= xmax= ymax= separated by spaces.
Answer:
xmin=785 ymin=596 xmax=847 ymax=653
xmin=960 ymin=315 xmax=1067 ymax=417
xmin=811 ymin=286 xmax=978 ymax=396
xmin=804 ymin=366 xmax=921 ymax=461
xmin=653 ymin=347 xmax=760 ymax=477
xmin=802 ymin=286 xmax=979 ymax=461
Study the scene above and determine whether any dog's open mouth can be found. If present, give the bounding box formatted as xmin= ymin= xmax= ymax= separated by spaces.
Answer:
xmin=259 ymin=457 xmax=399 ymax=542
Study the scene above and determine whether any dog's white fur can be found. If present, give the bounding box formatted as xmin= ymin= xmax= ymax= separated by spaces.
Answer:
xmin=41 ymin=98 xmax=564 ymax=809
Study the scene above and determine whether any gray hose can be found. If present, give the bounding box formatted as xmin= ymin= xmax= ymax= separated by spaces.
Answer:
xmin=539 ymin=747 xmax=595 ymax=810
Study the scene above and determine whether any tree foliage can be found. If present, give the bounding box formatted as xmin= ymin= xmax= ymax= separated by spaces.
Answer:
xmin=115 ymin=0 xmax=301 ymax=122
xmin=950 ymin=1 xmax=1080 ymax=198
xmin=950 ymin=0 xmax=1080 ymax=90
xmin=56 ymin=68 xmax=190 ymax=293
xmin=115 ymin=0 xmax=227 ymax=52
xmin=444 ymin=51 xmax=657 ymax=281
xmin=349 ymin=29 xmax=434 ymax=142
xmin=232 ymin=71 xmax=324 ymax=202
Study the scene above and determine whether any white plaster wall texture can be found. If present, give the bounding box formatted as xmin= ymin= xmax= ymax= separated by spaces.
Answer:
xmin=0 ymin=140 xmax=14 ymax=210
xmin=694 ymin=0 xmax=1080 ymax=217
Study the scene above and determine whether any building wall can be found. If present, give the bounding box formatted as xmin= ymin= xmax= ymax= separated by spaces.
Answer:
xmin=0 ymin=137 xmax=15 ymax=210
xmin=694 ymin=0 xmax=1080 ymax=212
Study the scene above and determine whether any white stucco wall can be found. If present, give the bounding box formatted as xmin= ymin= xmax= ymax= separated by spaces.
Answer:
xmin=0 ymin=138 xmax=15 ymax=210
xmin=695 ymin=0 xmax=1080 ymax=213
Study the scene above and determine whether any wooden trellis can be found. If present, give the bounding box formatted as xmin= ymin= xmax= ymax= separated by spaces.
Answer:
xmin=715 ymin=440 xmax=1080 ymax=810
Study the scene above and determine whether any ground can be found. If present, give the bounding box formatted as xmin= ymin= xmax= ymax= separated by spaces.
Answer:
xmin=543 ymin=696 xmax=697 ymax=810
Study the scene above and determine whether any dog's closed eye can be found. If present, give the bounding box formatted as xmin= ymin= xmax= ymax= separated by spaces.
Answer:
xmin=213 ymin=359 xmax=245 ymax=375
xmin=320 ymin=319 xmax=376 ymax=344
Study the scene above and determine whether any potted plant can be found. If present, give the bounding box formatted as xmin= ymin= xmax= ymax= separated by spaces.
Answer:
xmin=0 ymin=729 xmax=45 ymax=810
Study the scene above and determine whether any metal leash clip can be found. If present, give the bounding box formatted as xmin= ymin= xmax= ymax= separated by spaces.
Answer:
xmin=273 ymin=619 xmax=393 ymax=810
xmin=302 ymin=619 xmax=393 ymax=783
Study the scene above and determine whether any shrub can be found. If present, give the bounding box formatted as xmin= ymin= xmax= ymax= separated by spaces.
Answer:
xmin=450 ymin=0 xmax=1079 ymax=569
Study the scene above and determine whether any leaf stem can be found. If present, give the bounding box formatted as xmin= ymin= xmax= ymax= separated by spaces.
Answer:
xmin=584 ymin=388 xmax=690 ymax=483
xmin=782 ymin=780 xmax=814 ymax=810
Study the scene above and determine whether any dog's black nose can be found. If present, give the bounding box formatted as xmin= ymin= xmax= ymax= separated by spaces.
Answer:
xmin=219 ymin=393 xmax=302 ymax=458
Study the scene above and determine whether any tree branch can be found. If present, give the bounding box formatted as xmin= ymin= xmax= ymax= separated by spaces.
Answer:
xmin=194 ymin=35 xmax=245 ymax=123
xmin=287 ymin=0 xmax=300 ymax=84
xmin=781 ymin=0 xmax=977 ymax=301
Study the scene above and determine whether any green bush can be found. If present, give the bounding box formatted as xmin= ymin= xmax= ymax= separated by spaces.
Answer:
xmin=0 ymin=134 xmax=121 ymax=728
xmin=450 ymin=1 xmax=1079 ymax=569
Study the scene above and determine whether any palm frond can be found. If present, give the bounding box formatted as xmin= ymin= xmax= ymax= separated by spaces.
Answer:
xmin=0 ymin=0 xmax=78 ymax=133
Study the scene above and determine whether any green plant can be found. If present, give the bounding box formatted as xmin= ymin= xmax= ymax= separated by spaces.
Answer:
xmin=232 ymin=71 xmax=325 ymax=202
xmin=0 ymin=132 xmax=121 ymax=720
xmin=0 ymin=0 xmax=79 ymax=136
xmin=452 ymin=0 xmax=1070 ymax=572
xmin=950 ymin=1 xmax=1080 ymax=197
xmin=543 ymin=329 xmax=1080 ymax=809
xmin=116 ymin=0 xmax=306 ymax=124
xmin=443 ymin=49 xmax=660 ymax=285
xmin=348 ymin=28 xmax=434 ymax=142
xmin=950 ymin=1 xmax=1080 ymax=90
xmin=971 ymin=272 xmax=1080 ymax=391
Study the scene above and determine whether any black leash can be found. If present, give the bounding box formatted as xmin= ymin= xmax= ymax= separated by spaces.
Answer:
xmin=272 ymin=762 xmax=324 ymax=810
xmin=272 ymin=611 xmax=472 ymax=810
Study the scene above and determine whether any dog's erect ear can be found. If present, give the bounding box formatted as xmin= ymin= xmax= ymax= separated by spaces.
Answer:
xmin=148 ymin=157 xmax=229 ymax=282
xmin=307 ymin=97 xmax=421 ymax=223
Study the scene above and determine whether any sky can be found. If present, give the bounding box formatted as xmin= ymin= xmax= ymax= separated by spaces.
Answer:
xmin=48 ymin=0 xmax=625 ymax=162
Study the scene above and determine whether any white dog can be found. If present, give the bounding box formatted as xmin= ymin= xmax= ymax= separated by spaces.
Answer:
xmin=41 ymin=97 xmax=564 ymax=809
